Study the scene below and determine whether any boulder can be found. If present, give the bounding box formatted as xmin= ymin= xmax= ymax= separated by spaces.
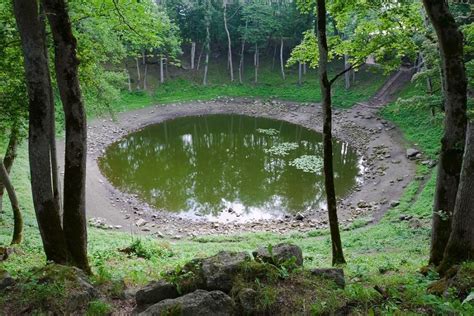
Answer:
xmin=135 ymin=280 xmax=179 ymax=311
xmin=310 ymin=268 xmax=345 ymax=288
xmin=0 ymin=270 xmax=14 ymax=291
xmin=406 ymin=148 xmax=420 ymax=158
xmin=237 ymin=288 xmax=258 ymax=314
xmin=253 ymin=243 xmax=303 ymax=267
xmin=201 ymin=251 xmax=251 ymax=293
xmin=139 ymin=290 xmax=234 ymax=316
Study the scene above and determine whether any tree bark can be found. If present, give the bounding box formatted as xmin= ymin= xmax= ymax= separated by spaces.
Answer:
xmin=0 ymin=161 xmax=22 ymax=245
xmin=197 ymin=43 xmax=204 ymax=71
xmin=43 ymin=0 xmax=90 ymax=273
xmin=316 ymin=0 xmax=346 ymax=266
xmin=223 ymin=2 xmax=234 ymax=82
xmin=239 ymin=21 xmax=247 ymax=84
xmin=439 ymin=122 xmax=474 ymax=273
xmin=160 ymin=56 xmax=164 ymax=84
xmin=344 ymin=54 xmax=351 ymax=89
xmin=298 ymin=61 xmax=302 ymax=86
xmin=280 ymin=38 xmax=285 ymax=80
xmin=422 ymin=0 xmax=468 ymax=266
xmin=135 ymin=57 xmax=141 ymax=90
xmin=13 ymin=0 xmax=69 ymax=263
xmin=191 ymin=41 xmax=196 ymax=69
xmin=0 ymin=128 xmax=18 ymax=216
xmin=254 ymin=44 xmax=259 ymax=84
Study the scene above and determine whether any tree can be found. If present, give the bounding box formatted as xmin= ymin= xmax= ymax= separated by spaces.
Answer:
xmin=203 ymin=0 xmax=211 ymax=85
xmin=13 ymin=0 xmax=90 ymax=273
xmin=316 ymin=0 xmax=346 ymax=265
xmin=438 ymin=122 xmax=474 ymax=273
xmin=0 ymin=161 xmax=22 ymax=245
xmin=223 ymin=0 xmax=234 ymax=81
xmin=422 ymin=0 xmax=468 ymax=267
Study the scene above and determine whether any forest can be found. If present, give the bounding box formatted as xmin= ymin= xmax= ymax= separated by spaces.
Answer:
xmin=0 ymin=0 xmax=473 ymax=314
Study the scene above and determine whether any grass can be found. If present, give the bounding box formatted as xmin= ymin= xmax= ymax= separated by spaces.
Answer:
xmin=110 ymin=59 xmax=387 ymax=113
xmin=1 ymin=67 xmax=473 ymax=314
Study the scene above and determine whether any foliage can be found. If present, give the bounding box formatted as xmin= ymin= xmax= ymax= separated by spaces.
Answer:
xmin=289 ymin=155 xmax=323 ymax=174
xmin=264 ymin=142 xmax=299 ymax=156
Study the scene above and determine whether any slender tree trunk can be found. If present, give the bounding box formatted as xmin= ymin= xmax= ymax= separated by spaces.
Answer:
xmin=0 ymin=161 xmax=22 ymax=245
xmin=191 ymin=41 xmax=196 ymax=69
xmin=344 ymin=54 xmax=351 ymax=89
xmin=280 ymin=38 xmax=285 ymax=80
xmin=126 ymin=68 xmax=132 ymax=91
xmin=197 ymin=43 xmax=204 ymax=71
xmin=303 ymin=63 xmax=307 ymax=75
xmin=160 ymin=56 xmax=164 ymax=84
xmin=144 ymin=63 xmax=148 ymax=90
xmin=0 ymin=128 xmax=18 ymax=216
xmin=40 ymin=4 xmax=61 ymax=216
xmin=43 ymin=0 xmax=90 ymax=273
xmin=135 ymin=57 xmax=141 ymax=90
xmin=298 ymin=61 xmax=302 ymax=86
xmin=272 ymin=44 xmax=277 ymax=71
xmin=439 ymin=122 xmax=474 ymax=273
xmin=13 ymin=0 xmax=69 ymax=263
xmin=223 ymin=3 xmax=234 ymax=82
xmin=316 ymin=0 xmax=346 ymax=265
xmin=422 ymin=0 xmax=468 ymax=266
xmin=203 ymin=26 xmax=210 ymax=85
xmin=239 ymin=21 xmax=247 ymax=84
xmin=254 ymin=44 xmax=259 ymax=84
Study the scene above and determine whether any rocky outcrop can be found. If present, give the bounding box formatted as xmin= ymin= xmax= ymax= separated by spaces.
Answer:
xmin=201 ymin=251 xmax=251 ymax=292
xmin=135 ymin=280 xmax=179 ymax=312
xmin=139 ymin=290 xmax=234 ymax=316
xmin=252 ymin=243 xmax=303 ymax=266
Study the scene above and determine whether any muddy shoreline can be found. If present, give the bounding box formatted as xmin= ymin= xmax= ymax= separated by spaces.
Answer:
xmin=67 ymin=97 xmax=417 ymax=238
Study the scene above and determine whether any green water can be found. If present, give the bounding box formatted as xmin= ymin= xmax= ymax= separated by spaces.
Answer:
xmin=99 ymin=114 xmax=361 ymax=222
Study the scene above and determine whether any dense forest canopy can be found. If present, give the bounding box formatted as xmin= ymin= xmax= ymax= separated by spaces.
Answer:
xmin=0 ymin=0 xmax=473 ymax=314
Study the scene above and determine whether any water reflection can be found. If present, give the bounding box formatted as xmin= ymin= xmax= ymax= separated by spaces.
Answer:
xmin=99 ymin=114 xmax=361 ymax=222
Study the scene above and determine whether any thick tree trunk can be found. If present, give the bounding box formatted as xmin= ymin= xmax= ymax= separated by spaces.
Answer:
xmin=0 ymin=128 xmax=18 ymax=216
xmin=223 ymin=3 xmax=234 ymax=82
xmin=43 ymin=0 xmax=90 ymax=273
xmin=280 ymin=38 xmax=285 ymax=80
xmin=316 ymin=0 xmax=346 ymax=266
xmin=13 ymin=0 xmax=69 ymax=263
xmin=191 ymin=41 xmax=196 ymax=69
xmin=439 ymin=123 xmax=474 ymax=273
xmin=423 ymin=0 xmax=468 ymax=266
xmin=0 ymin=161 xmax=22 ymax=245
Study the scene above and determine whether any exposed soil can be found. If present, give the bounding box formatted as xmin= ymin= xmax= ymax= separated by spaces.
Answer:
xmin=59 ymin=68 xmax=423 ymax=238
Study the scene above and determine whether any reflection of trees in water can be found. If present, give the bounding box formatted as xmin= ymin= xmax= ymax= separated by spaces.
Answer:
xmin=99 ymin=115 xmax=360 ymax=216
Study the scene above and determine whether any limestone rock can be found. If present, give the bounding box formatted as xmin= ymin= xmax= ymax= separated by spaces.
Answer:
xmin=253 ymin=243 xmax=303 ymax=266
xmin=406 ymin=148 xmax=420 ymax=158
xmin=139 ymin=290 xmax=234 ymax=316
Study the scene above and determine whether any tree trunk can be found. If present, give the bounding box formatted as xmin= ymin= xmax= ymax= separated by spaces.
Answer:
xmin=43 ymin=0 xmax=90 ymax=273
xmin=344 ymin=54 xmax=351 ymax=89
xmin=254 ymin=44 xmax=259 ymax=84
xmin=144 ymin=63 xmax=148 ymax=90
xmin=191 ymin=41 xmax=196 ymax=69
xmin=202 ymin=23 xmax=211 ymax=86
xmin=160 ymin=56 xmax=164 ymax=84
xmin=298 ymin=61 xmax=302 ymax=86
xmin=135 ymin=57 xmax=141 ymax=90
xmin=239 ymin=21 xmax=247 ymax=84
xmin=40 ymin=4 xmax=61 ymax=216
xmin=197 ymin=43 xmax=204 ymax=71
xmin=422 ymin=0 xmax=468 ymax=266
xmin=303 ymin=63 xmax=307 ymax=75
xmin=0 ymin=161 xmax=22 ymax=245
xmin=272 ymin=44 xmax=277 ymax=71
xmin=439 ymin=122 xmax=474 ymax=273
xmin=316 ymin=0 xmax=346 ymax=266
xmin=0 ymin=128 xmax=18 ymax=216
xmin=13 ymin=0 xmax=69 ymax=263
xmin=280 ymin=38 xmax=285 ymax=80
xmin=223 ymin=3 xmax=234 ymax=82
